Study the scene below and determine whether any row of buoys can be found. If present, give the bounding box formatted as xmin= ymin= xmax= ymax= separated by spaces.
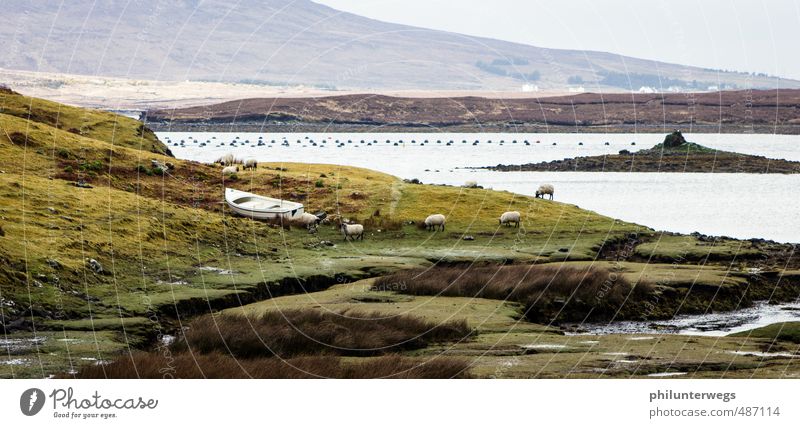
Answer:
xmin=164 ymin=136 xmax=639 ymax=148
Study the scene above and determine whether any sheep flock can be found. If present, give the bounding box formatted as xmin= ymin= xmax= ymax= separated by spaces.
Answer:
xmin=215 ymin=156 xmax=557 ymax=242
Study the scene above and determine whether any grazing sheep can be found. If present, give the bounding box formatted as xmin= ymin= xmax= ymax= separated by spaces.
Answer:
xmin=243 ymin=158 xmax=258 ymax=171
xmin=222 ymin=165 xmax=238 ymax=175
xmin=535 ymin=184 xmax=555 ymax=200
xmin=86 ymin=258 xmax=103 ymax=274
xmin=340 ymin=223 xmax=364 ymax=241
xmin=499 ymin=211 xmax=521 ymax=228
xmin=296 ymin=212 xmax=320 ymax=231
xmin=217 ymin=153 xmax=236 ymax=166
xmin=424 ymin=214 xmax=446 ymax=231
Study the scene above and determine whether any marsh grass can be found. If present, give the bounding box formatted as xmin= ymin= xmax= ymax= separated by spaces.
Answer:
xmin=172 ymin=309 xmax=473 ymax=358
xmin=358 ymin=215 xmax=404 ymax=231
xmin=71 ymin=352 xmax=471 ymax=379
xmin=374 ymin=264 xmax=654 ymax=323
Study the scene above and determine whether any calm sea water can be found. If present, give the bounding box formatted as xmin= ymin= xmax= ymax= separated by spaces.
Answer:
xmin=162 ymin=132 xmax=800 ymax=243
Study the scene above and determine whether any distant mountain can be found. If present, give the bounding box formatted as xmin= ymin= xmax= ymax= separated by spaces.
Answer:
xmin=1 ymin=0 xmax=796 ymax=91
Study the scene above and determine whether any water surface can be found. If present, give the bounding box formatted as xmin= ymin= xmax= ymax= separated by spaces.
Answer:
xmin=163 ymin=132 xmax=800 ymax=242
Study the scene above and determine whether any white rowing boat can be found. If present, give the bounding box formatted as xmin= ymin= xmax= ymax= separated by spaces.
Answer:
xmin=224 ymin=188 xmax=304 ymax=220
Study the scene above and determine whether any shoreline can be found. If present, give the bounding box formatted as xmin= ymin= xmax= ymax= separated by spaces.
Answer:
xmin=144 ymin=121 xmax=800 ymax=135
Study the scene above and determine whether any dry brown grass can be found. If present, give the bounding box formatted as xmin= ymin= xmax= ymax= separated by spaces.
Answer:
xmin=71 ymin=352 xmax=471 ymax=379
xmin=172 ymin=309 xmax=473 ymax=358
xmin=373 ymin=264 xmax=654 ymax=323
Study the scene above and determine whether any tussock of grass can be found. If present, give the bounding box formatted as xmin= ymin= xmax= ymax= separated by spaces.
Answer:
xmin=357 ymin=215 xmax=404 ymax=231
xmin=71 ymin=352 xmax=471 ymax=379
xmin=173 ymin=309 xmax=473 ymax=358
xmin=374 ymin=264 xmax=654 ymax=323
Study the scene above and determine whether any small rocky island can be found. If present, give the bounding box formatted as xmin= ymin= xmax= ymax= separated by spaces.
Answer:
xmin=490 ymin=131 xmax=800 ymax=173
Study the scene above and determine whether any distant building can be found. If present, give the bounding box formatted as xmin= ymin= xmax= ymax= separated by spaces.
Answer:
xmin=638 ymin=86 xmax=657 ymax=93
xmin=521 ymin=84 xmax=539 ymax=92
xmin=707 ymin=85 xmax=719 ymax=91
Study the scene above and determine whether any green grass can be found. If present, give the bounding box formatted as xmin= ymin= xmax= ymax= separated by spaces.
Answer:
xmin=730 ymin=322 xmax=800 ymax=344
xmin=1 ymin=89 xmax=168 ymax=155
xmin=645 ymin=141 xmax=720 ymax=155
xmin=2 ymin=89 xmax=797 ymax=378
xmin=635 ymin=234 xmax=761 ymax=261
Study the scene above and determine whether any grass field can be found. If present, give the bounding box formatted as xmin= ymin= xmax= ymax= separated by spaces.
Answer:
xmin=2 ymin=89 xmax=799 ymax=378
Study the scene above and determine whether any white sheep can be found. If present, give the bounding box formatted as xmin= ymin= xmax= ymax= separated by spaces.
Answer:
xmin=217 ymin=153 xmax=236 ymax=166
xmin=296 ymin=212 xmax=320 ymax=231
xmin=499 ymin=211 xmax=521 ymax=228
xmin=424 ymin=214 xmax=446 ymax=231
xmin=340 ymin=223 xmax=364 ymax=241
xmin=243 ymin=158 xmax=258 ymax=171
xmin=535 ymin=184 xmax=554 ymax=200
xmin=222 ymin=165 xmax=238 ymax=175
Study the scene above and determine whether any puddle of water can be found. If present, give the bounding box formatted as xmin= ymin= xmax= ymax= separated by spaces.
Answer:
xmin=521 ymin=344 xmax=568 ymax=350
xmin=566 ymin=300 xmax=800 ymax=337
xmin=0 ymin=337 xmax=46 ymax=352
xmin=648 ymin=372 xmax=687 ymax=377
xmin=729 ymin=350 xmax=799 ymax=358
xmin=1 ymin=358 xmax=30 ymax=366
xmin=198 ymin=266 xmax=235 ymax=275
xmin=160 ymin=335 xmax=176 ymax=346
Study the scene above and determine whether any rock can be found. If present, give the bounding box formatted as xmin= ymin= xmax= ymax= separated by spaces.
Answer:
xmin=320 ymin=240 xmax=335 ymax=247
xmin=663 ymin=130 xmax=687 ymax=148
xmin=462 ymin=235 xmax=475 ymax=241
xmin=151 ymin=159 xmax=169 ymax=171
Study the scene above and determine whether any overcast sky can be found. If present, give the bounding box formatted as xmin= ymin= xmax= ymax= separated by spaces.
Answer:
xmin=316 ymin=0 xmax=800 ymax=80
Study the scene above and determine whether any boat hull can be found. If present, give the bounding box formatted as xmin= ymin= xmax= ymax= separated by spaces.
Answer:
xmin=224 ymin=188 xmax=304 ymax=220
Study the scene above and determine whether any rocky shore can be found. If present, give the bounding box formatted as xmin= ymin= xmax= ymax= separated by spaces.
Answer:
xmin=489 ymin=131 xmax=800 ymax=173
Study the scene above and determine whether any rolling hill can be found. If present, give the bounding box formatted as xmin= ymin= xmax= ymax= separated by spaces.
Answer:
xmin=143 ymin=89 xmax=800 ymax=133
xmin=0 ymin=0 xmax=795 ymax=91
